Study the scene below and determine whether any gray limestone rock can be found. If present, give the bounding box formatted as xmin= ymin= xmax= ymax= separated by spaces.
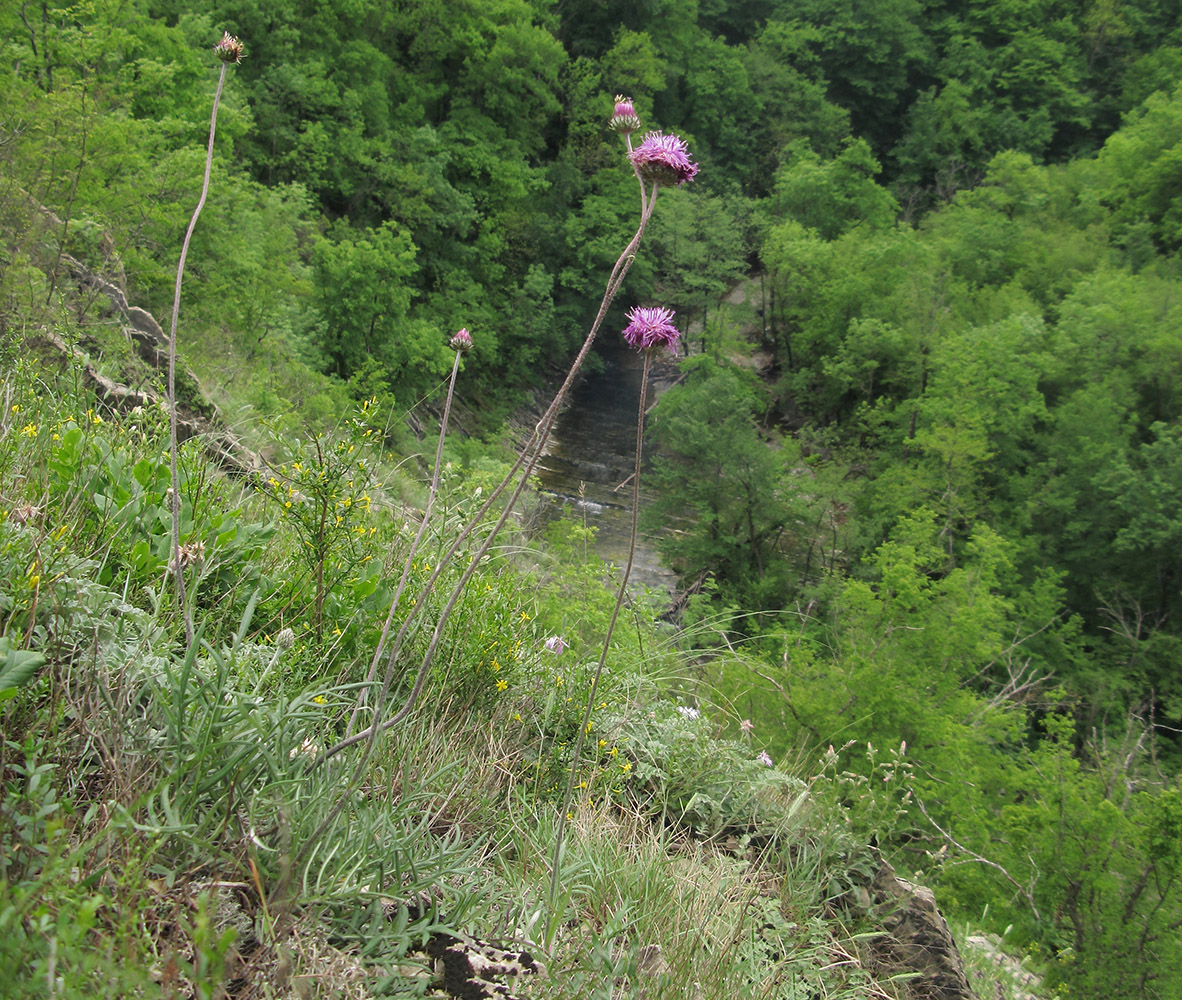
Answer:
xmin=854 ymin=851 xmax=976 ymax=1000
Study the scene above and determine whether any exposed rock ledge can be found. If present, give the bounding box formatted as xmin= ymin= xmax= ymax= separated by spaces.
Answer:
xmin=34 ymin=247 xmax=261 ymax=477
xmin=848 ymin=850 xmax=976 ymax=1000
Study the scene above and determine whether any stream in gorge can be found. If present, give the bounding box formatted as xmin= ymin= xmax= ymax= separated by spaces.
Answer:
xmin=531 ymin=337 xmax=681 ymax=596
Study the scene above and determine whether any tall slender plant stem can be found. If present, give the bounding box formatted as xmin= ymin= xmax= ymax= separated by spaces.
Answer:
xmin=298 ymin=184 xmax=661 ymax=874
xmin=168 ymin=61 xmax=227 ymax=646
xmin=548 ymin=349 xmax=652 ymax=918
xmin=348 ymin=348 xmax=463 ymax=736
xmin=323 ymin=183 xmax=661 ymax=764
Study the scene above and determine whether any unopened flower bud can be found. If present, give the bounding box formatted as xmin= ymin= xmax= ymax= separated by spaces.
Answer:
xmin=609 ymin=95 xmax=641 ymax=135
xmin=214 ymin=31 xmax=245 ymax=64
xmin=276 ymin=627 xmax=295 ymax=650
xmin=449 ymin=328 xmax=473 ymax=353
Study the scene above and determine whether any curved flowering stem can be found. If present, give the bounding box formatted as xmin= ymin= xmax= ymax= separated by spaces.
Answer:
xmin=167 ymin=33 xmax=241 ymax=645
xmin=549 ymin=309 xmax=679 ymax=917
xmin=324 ymin=189 xmax=659 ymax=764
xmin=347 ymin=334 xmax=468 ymax=737
xmin=332 ymin=122 xmax=696 ymax=760
xmin=630 ymin=135 xmax=646 ymax=216
xmin=303 ymin=110 xmax=696 ymax=874
xmin=304 ymin=190 xmax=665 ymax=880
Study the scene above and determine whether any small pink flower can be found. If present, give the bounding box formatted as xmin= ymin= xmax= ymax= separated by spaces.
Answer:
xmin=757 ymin=751 xmax=773 ymax=767
xmin=8 ymin=504 xmax=42 ymax=526
xmin=628 ymin=131 xmax=699 ymax=187
xmin=544 ymin=635 xmax=567 ymax=654
xmin=739 ymin=718 xmax=754 ymax=734
xmin=609 ymin=95 xmax=641 ymax=135
xmin=621 ymin=306 xmax=680 ymax=353
xmin=449 ymin=328 xmax=473 ymax=353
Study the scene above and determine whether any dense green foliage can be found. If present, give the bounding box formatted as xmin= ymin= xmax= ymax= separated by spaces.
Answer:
xmin=10 ymin=0 xmax=1177 ymax=412
xmin=4 ymin=1 xmax=1182 ymax=998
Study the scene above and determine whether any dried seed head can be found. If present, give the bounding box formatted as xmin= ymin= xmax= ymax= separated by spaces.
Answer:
xmin=8 ymin=504 xmax=42 ymax=526
xmin=214 ymin=32 xmax=245 ymax=65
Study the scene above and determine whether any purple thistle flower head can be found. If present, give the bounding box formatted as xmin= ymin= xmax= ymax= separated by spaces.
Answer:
xmin=449 ymin=327 xmax=473 ymax=353
xmin=213 ymin=31 xmax=245 ymax=64
xmin=622 ymin=306 xmax=681 ymax=354
xmin=544 ymin=635 xmax=567 ymax=655
xmin=757 ymin=751 xmax=774 ymax=768
xmin=609 ymin=95 xmax=642 ymax=135
xmin=628 ymin=131 xmax=699 ymax=187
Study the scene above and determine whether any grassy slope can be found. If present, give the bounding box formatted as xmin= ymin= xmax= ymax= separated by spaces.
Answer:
xmin=0 ymin=217 xmax=1060 ymax=1000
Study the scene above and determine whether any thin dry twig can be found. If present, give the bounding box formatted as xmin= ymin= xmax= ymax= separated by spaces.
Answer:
xmin=913 ymin=794 xmax=1041 ymax=923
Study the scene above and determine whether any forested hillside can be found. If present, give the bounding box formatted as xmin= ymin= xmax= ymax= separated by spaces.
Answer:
xmin=3 ymin=2 xmax=1182 ymax=998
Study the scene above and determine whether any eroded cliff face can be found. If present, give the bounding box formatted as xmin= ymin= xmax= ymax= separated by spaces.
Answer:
xmin=31 ymin=228 xmax=260 ymax=477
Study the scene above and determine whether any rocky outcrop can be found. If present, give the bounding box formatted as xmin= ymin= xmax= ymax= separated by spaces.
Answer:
xmin=59 ymin=251 xmax=174 ymax=371
xmin=385 ymin=891 xmax=546 ymax=1000
xmin=32 ymin=241 xmax=261 ymax=477
xmin=848 ymin=851 xmax=976 ymax=1000
xmin=34 ymin=325 xmax=260 ymax=477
